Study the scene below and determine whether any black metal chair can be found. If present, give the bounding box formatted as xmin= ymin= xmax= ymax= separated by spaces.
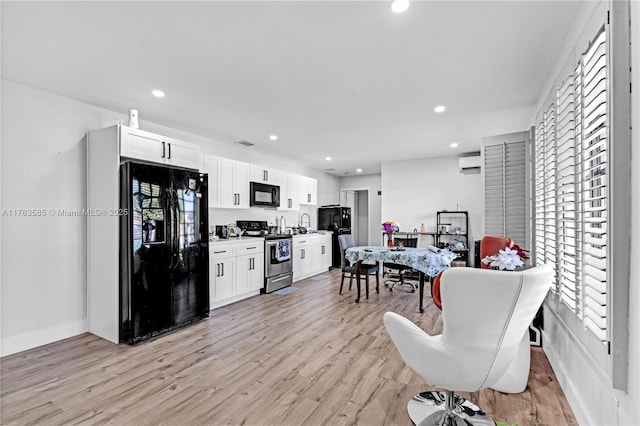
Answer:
xmin=384 ymin=234 xmax=418 ymax=292
xmin=338 ymin=234 xmax=379 ymax=295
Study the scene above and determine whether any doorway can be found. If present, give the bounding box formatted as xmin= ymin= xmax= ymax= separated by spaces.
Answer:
xmin=341 ymin=189 xmax=370 ymax=246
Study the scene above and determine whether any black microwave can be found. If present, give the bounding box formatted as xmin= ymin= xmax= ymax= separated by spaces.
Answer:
xmin=250 ymin=182 xmax=280 ymax=207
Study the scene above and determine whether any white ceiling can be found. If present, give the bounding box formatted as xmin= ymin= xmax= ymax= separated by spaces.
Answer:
xmin=1 ymin=1 xmax=583 ymax=176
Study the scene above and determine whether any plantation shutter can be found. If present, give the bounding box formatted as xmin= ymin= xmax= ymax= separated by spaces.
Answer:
xmin=533 ymin=27 xmax=609 ymax=345
xmin=543 ymin=103 xmax=558 ymax=293
xmin=483 ymin=132 xmax=530 ymax=248
xmin=580 ymin=29 xmax=607 ymax=341
xmin=556 ymin=76 xmax=579 ymax=312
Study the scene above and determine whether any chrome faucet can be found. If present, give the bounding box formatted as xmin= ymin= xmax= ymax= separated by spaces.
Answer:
xmin=300 ymin=213 xmax=311 ymax=228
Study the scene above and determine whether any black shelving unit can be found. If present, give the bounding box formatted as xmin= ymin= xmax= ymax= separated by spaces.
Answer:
xmin=436 ymin=211 xmax=469 ymax=265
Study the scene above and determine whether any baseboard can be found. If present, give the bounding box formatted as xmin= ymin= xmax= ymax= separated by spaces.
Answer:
xmin=1 ymin=319 xmax=88 ymax=357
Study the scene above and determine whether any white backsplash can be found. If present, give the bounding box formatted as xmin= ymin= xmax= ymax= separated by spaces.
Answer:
xmin=208 ymin=205 xmax=318 ymax=233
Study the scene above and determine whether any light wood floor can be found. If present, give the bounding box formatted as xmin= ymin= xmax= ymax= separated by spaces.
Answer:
xmin=1 ymin=268 xmax=577 ymax=426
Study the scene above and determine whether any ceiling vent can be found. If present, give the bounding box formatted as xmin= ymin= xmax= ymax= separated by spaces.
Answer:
xmin=234 ymin=140 xmax=254 ymax=147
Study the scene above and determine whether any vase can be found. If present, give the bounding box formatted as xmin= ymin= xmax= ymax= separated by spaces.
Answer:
xmin=387 ymin=234 xmax=394 ymax=248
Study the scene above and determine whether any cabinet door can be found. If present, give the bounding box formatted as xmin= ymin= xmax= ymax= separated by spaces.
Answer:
xmin=287 ymin=174 xmax=300 ymax=210
xmin=235 ymin=255 xmax=252 ymax=294
xmin=250 ymin=255 xmax=265 ymax=291
xmin=211 ymin=258 xmax=235 ymax=303
xmin=203 ymin=155 xmax=221 ymax=208
xmin=298 ymin=176 xmax=317 ymax=205
xmin=218 ymin=158 xmax=236 ymax=208
xmin=250 ymin=165 xmax=277 ymax=185
xmin=277 ymin=172 xmax=299 ymax=211
xmin=292 ymin=245 xmax=310 ymax=282
xmin=235 ymin=161 xmax=250 ymax=208
xmin=320 ymin=238 xmax=332 ymax=269
xmin=166 ymin=138 xmax=200 ymax=169
xmin=120 ymin=126 xmax=166 ymax=164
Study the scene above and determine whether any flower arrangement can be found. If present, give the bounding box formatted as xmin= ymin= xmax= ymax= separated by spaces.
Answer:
xmin=482 ymin=246 xmax=527 ymax=271
xmin=382 ymin=220 xmax=400 ymax=234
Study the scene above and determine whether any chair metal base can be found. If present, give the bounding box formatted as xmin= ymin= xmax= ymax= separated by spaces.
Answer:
xmin=407 ymin=391 xmax=494 ymax=426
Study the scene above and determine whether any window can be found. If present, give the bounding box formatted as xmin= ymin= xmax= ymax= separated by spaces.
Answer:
xmin=535 ymin=26 xmax=608 ymax=345
xmin=533 ymin=9 xmax=631 ymax=389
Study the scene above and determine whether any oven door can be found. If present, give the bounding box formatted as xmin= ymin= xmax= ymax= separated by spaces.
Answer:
xmin=265 ymin=239 xmax=292 ymax=277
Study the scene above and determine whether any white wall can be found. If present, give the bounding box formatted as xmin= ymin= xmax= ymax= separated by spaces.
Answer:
xmin=381 ymin=156 xmax=483 ymax=263
xmin=536 ymin=1 xmax=639 ymax=425
xmin=340 ymin=174 xmax=382 ymax=246
xmin=0 ymin=79 xmax=339 ymax=356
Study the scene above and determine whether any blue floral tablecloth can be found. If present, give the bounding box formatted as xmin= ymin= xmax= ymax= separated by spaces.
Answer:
xmin=345 ymin=246 xmax=457 ymax=277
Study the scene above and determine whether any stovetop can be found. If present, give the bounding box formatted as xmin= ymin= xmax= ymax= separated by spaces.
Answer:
xmin=264 ymin=233 xmax=292 ymax=240
xmin=236 ymin=220 xmax=292 ymax=240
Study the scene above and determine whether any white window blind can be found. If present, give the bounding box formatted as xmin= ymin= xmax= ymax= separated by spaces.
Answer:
xmin=533 ymin=27 xmax=608 ymax=345
xmin=483 ymin=134 xmax=529 ymax=248
xmin=580 ymin=29 xmax=607 ymax=341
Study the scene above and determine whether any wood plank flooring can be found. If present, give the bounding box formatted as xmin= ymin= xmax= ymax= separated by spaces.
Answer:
xmin=1 ymin=269 xmax=577 ymax=425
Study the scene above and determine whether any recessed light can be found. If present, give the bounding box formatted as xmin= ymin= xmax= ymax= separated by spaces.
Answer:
xmin=325 ymin=156 xmax=332 ymax=161
xmin=356 ymin=168 xmax=363 ymax=173
xmin=269 ymin=134 xmax=278 ymax=141
xmin=151 ymin=90 xmax=165 ymax=98
xmin=391 ymin=0 xmax=410 ymax=13
xmin=434 ymin=105 xmax=446 ymax=113
xmin=450 ymin=143 xmax=459 ymax=148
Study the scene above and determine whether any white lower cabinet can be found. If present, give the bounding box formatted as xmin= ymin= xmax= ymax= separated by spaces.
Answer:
xmin=293 ymin=233 xmax=332 ymax=283
xmin=210 ymin=239 xmax=265 ymax=309
xmin=292 ymin=238 xmax=312 ymax=282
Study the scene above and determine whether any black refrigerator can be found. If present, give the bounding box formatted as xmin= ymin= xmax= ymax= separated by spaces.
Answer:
xmin=120 ymin=161 xmax=209 ymax=344
xmin=318 ymin=206 xmax=351 ymax=268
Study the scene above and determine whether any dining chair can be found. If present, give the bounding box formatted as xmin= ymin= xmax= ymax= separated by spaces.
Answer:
xmin=338 ymin=234 xmax=379 ymax=296
xmin=384 ymin=234 xmax=418 ymax=292
xmin=384 ymin=265 xmax=553 ymax=425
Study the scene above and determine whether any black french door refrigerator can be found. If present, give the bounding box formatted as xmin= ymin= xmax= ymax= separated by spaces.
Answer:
xmin=120 ymin=161 xmax=209 ymax=344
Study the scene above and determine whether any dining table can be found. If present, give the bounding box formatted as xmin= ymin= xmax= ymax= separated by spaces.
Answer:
xmin=345 ymin=245 xmax=457 ymax=312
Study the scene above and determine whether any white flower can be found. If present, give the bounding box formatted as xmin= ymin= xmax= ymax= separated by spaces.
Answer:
xmin=482 ymin=247 xmax=524 ymax=271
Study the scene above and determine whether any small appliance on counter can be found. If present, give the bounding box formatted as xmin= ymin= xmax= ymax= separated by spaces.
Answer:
xmin=215 ymin=225 xmax=229 ymax=239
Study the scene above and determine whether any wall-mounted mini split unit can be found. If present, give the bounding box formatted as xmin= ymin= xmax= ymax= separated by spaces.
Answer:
xmin=459 ymin=155 xmax=481 ymax=173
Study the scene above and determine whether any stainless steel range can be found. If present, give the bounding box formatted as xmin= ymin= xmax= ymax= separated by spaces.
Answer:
xmin=236 ymin=221 xmax=293 ymax=293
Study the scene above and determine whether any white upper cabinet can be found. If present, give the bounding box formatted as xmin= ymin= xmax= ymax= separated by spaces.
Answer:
xmin=277 ymin=172 xmax=300 ymax=211
xmin=298 ymin=175 xmax=317 ymax=206
xmin=218 ymin=158 xmax=250 ymax=209
xmin=203 ymin=154 xmax=250 ymax=209
xmin=202 ymin=154 xmax=221 ymax=208
xmin=120 ymin=125 xmax=200 ymax=169
xmin=250 ymin=165 xmax=277 ymax=185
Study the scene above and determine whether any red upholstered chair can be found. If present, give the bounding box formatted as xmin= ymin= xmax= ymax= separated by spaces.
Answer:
xmin=480 ymin=235 xmax=514 ymax=269
xmin=432 ymin=235 xmax=515 ymax=309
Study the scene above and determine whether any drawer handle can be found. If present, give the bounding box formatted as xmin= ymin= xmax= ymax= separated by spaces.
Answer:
xmin=247 ymin=246 xmax=257 ymax=250
xmin=214 ymin=250 xmax=226 ymax=254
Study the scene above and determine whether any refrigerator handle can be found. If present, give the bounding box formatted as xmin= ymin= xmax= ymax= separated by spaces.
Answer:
xmin=173 ymin=192 xmax=180 ymax=266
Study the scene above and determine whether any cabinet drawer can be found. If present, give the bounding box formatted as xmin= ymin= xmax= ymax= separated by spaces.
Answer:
xmin=210 ymin=245 xmax=236 ymax=259
xmin=235 ymin=241 xmax=264 ymax=254
xmin=293 ymin=237 xmax=311 ymax=247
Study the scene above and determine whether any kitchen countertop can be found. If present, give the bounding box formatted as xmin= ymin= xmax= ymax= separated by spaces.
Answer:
xmin=209 ymin=236 xmax=265 ymax=245
xmin=292 ymin=231 xmax=332 ymax=238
